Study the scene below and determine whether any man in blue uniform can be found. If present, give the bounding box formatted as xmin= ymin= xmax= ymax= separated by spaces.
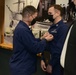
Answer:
xmin=41 ymin=5 xmax=68 ymax=75
xmin=9 ymin=6 xmax=54 ymax=75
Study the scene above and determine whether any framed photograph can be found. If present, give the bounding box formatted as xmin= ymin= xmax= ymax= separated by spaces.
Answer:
xmin=4 ymin=0 xmax=40 ymax=45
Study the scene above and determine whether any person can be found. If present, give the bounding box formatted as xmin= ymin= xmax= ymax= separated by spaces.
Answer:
xmin=9 ymin=5 xmax=54 ymax=75
xmin=41 ymin=4 xmax=68 ymax=75
xmin=60 ymin=0 xmax=76 ymax=75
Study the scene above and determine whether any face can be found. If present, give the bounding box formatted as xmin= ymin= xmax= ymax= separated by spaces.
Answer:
xmin=48 ymin=7 xmax=60 ymax=19
xmin=29 ymin=12 xmax=38 ymax=22
xmin=27 ymin=12 xmax=37 ymax=25
xmin=48 ymin=7 xmax=55 ymax=17
xmin=72 ymin=0 xmax=76 ymax=5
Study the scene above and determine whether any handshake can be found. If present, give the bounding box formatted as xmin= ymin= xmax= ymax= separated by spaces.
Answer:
xmin=41 ymin=32 xmax=54 ymax=42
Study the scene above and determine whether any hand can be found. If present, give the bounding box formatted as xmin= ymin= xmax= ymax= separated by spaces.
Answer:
xmin=46 ymin=64 xmax=52 ymax=74
xmin=41 ymin=32 xmax=49 ymax=40
xmin=43 ymin=32 xmax=50 ymax=37
xmin=45 ymin=34 xmax=54 ymax=41
xmin=41 ymin=60 xmax=46 ymax=71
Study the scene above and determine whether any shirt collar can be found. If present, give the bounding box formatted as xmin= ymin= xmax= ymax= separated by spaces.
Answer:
xmin=19 ymin=20 xmax=30 ymax=30
xmin=52 ymin=20 xmax=63 ymax=27
xmin=56 ymin=20 xmax=63 ymax=25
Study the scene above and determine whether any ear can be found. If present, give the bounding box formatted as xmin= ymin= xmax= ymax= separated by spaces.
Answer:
xmin=26 ymin=14 xmax=30 ymax=17
xmin=55 ymin=9 xmax=60 ymax=16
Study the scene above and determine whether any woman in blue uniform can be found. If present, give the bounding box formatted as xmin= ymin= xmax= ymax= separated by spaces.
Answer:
xmin=9 ymin=5 xmax=54 ymax=75
xmin=41 ymin=4 xmax=68 ymax=75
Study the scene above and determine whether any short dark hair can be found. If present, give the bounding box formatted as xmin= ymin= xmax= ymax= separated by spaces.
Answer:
xmin=22 ymin=5 xmax=37 ymax=17
xmin=50 ymin=4 xmax=63 ymax=16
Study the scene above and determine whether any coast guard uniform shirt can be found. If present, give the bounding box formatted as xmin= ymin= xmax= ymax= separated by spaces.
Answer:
xmin=9 ymin=20 xmax=47 ymax=75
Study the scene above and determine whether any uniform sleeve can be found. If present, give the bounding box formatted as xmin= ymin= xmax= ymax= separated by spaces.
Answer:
xmin=49 ymin=26 xmax=68 ymax=67
xmin=41 ymin=43 xmax=50 ymax=60
xmin=21 ymin=29 xmax=47 ymax=54
xmin=35 ymin=38 xmax=41 ymax=42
